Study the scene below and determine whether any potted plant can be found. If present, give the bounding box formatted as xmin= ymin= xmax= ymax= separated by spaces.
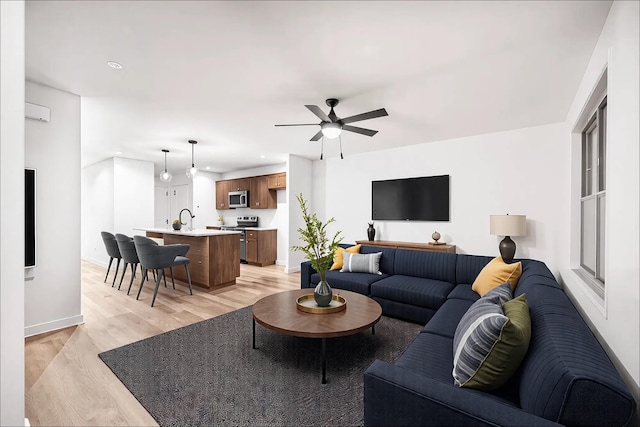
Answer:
xmin=172 ymin=219 xmax=181 ymax=230
xmin=291 ymin=193 xmax=343 ymax=306
xmin=217 ymin=215 xmax=224 ymax=226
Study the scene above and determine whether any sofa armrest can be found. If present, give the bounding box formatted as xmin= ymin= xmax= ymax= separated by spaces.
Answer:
xmin=300 ymin=260 xmax=316 ymax=289
xmin=364 ymin=360 xmax=561 ymax=427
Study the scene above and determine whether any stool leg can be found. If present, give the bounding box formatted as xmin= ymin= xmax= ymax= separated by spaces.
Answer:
xmin=112 ymin=258 xmax=121 ymax=287
xmin=118 ymin=262 xmax=128 ymax=290
xmin=184 ymin=264 xmax=193 ymax=295
xmin=163 ymin=269 xmax=167 ymax=288
xmin=104 ymin=257 xmax=113 ymax=283
xmin=170 ymin=267 xmax=176 ymax=289
xmin=151 ymin=269 xmax=164 ymax=307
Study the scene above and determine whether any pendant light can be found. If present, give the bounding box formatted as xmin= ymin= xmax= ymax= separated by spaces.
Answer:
xmin=159 ymin=149 xmax=172 ymax=182
xmin=186 ymin=139 xmax=199 ymax=179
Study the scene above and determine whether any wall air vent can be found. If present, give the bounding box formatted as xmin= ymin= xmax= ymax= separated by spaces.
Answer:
xmin=25 ymin=102 xmax=51 ymax=122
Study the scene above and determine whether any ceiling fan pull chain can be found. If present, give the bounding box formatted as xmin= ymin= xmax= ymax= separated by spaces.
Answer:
xmin=339 ymin=134 xmax=344 ymax=160
xmin=320 ymin=136 xmax=324 ymax=160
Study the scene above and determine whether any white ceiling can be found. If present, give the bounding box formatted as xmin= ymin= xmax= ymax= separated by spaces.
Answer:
xmin=25 ymin=0 xmax=611 ymax=175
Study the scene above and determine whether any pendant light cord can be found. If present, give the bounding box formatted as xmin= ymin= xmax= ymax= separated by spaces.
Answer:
xmin=191 ymin=142 xmax=195 ymax=167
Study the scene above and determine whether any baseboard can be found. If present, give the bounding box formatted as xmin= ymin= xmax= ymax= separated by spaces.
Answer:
xmin=276 ymin=259 xmax=286 ymax=267
xmin=562 ymin=283 xmax=640 ymax=425
xmin=82 ymin=255 xmax=107 ymax=268
xmin=25 ymin=418 xmax=30 ymax=427
xmin=24 ymin=314 xmax=84 ymax=338
xmin=284 ymin=265 xmax=300 ymax=274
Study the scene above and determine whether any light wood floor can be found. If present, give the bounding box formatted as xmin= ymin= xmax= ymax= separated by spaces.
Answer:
xmin=25 ymin=260 xmax=300 ymax=426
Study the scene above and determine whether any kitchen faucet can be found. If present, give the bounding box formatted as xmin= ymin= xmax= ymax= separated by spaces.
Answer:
xmin=179 ymin=208 xmax=195 ymax=231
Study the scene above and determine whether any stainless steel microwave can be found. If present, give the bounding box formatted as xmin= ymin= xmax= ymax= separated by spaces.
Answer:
xmin=228 ymin=190 xmax=249 ymax=208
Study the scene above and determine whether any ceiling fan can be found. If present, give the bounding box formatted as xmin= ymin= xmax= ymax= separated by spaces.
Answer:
xmin=275 ymin=98 xmax=388 ymax=142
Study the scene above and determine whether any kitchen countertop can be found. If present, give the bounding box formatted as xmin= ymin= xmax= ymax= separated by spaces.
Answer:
xmin=211 ymin=226 xmax=277 ymax=231
xmin=135 ymin=227 xmax=241 ymax=237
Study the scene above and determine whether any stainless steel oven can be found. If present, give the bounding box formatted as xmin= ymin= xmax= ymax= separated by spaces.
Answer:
xmin=221 ymin=216 xmax=258 ymax=263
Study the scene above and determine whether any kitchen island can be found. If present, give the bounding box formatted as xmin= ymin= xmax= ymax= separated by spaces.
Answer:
xmin=136 ymin=228 xmax=241 ymax=289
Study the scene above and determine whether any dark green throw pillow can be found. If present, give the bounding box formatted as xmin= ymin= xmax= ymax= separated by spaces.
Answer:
xmin=463 ymin=294 xmax=531 ymax=390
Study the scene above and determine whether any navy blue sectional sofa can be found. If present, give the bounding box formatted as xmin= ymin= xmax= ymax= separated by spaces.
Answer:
xmin=300 ymin=245 xmax=636 ymax=426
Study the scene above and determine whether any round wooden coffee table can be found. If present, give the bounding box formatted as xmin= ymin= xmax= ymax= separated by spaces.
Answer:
xmin=252 ymin=289 xmax=382 ymax=384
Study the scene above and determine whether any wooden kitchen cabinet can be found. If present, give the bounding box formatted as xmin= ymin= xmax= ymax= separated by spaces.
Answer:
xmin=245 ymin=229 xmax=277 ymax=266
xmin=216 ymin=180 xmax=230 ymax=210
xmin=229 ymin=178 xmax=250 ymax=192
xmin=267 ymin=173 xmax=286 ymax=190
xmin=249 ymin=176 xmax=276 ymax=209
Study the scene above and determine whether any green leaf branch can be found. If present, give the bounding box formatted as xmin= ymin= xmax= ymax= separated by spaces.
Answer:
xmin=290 ymin=193 xmax=343 ymax=283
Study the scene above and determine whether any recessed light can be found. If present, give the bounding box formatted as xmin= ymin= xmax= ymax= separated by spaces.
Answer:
xmin=107 ymin=61 xmax=123 ymax=69
xmin=205 ymin=166 xmax=211 ymax=170
xmin=115 ymin=151 xmax=123 ymax=155
xmin=260 ymin=155 xmax=266 ymax=159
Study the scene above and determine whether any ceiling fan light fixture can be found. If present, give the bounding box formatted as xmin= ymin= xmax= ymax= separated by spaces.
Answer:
xmin=159 ymin=149 xmax=172 ymax=183
xmin=186 ymin=140 xmax=199 ymax=179
xmin=321 ymin=122 xmax=342 ymax=139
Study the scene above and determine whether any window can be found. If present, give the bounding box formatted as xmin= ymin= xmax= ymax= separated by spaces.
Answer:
xmin=580 ymin=96 xmax=607 ymax=296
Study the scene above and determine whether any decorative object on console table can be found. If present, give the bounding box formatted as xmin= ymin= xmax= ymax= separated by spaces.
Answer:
xmin=490 ymin=214 xmax=526 ymax=264
xmin=291 ymin=193 xmax=343 ymax=306
xmin=367 ymin=221 xmax=376 ymax=241
xmin=172 ymin=219 xmax=181 ymax=230
xmin=430 ymin=231 xmax=443 ymax=245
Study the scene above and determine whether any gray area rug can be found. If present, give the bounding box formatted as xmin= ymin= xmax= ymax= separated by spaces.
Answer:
xmin=99 ymin=305 xmax=421 ymax=426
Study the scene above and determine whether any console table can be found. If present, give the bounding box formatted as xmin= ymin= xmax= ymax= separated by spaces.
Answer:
xmin=356 ymin=240 xmax=456 ymax=253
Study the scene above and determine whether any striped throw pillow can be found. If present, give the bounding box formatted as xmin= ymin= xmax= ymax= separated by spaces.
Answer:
xmin=340 ymin=252 xmax=383 ymax=275
xmin=452 ymin=283 xmax=513 ymax=387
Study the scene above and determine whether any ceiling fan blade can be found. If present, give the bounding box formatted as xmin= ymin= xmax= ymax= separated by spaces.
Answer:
xmin=274 ymin=123 xmax=319 ymax=127
xmin=342 ymin=125 xmax=378 ymax=137
xmin=310 ymin=130 xmax=323 ymax=141
xmin=305 ymin=105 xmax=331 ymax=122
xmin=340 ymin=108 xmax=388 ymax=124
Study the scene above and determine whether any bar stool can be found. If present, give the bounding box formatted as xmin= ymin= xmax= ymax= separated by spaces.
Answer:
xmin=133 ymin=236 xmax=193 ymax=307
xmin=101 ymin=231 xmax=122 ymax=286
xmin=115 ymin=233 xmax=143 ymax=295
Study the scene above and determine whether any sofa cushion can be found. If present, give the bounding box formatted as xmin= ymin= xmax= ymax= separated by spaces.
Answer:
xmin=360 ymin=246 xmax=396 ymax=275
xmin=341 ymin=252 xmax=382 ymax=274
xmin=330 ymin=244 xmax=361 ymax=270
xmin=393 ymin=249 xmax=457 ymax=283
xmin=455 ymin=254 xmax=494 ymax=285
xmin=371 ymin=275 xmax=455 ymax=310
xmin=518 ymin=285 xmax=636 ymax=426
xmin=421 ymin=299 xmax=473 ymax=338
xmin=447 ymin=284 xmax=481 ymax=302
xmin=472 ymin=256 xmax=522 ymax=296
xmin=311 ymin=270 xmax=387 ymax=295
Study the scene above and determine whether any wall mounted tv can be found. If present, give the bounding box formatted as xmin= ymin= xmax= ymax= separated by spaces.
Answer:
xmin=25 ymin=168 xmax=36 ymax=268
xmin=372 ymin=174 xmax=450 ymax=221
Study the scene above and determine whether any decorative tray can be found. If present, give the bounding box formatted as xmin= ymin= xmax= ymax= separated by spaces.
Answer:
xmin=296 ymin=294 xmax=346 ymax=314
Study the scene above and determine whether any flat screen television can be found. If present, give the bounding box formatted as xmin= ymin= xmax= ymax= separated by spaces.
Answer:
xmin=372 ymin=174 xmax=450 ymax=221
xmin=25 ymin=168 xmax=36 ymax=267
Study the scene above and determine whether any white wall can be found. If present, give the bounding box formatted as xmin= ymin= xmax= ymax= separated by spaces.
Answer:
xmin=286 ymin=155 xmax=313 ymax=272
xmin=24 ymin=81 xmax=83 ymax=337
xmin=561 ymin=0 xmax=639 ymax=392
xmin=82 ymin=157 xmax=154 ymax=266
xmin=0 ymin=1 xmax=25 ymax=424
xmin=320 ymin=122 xmax=568 ymax=275
xmin=81 ymin=158 xmax=114 ymax=265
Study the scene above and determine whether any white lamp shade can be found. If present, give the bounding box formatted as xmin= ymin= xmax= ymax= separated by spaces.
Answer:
xmin=490 ymin=214 xmax=526 ymax=237
xmin=321 ymin=122 xmax=342 ymax=139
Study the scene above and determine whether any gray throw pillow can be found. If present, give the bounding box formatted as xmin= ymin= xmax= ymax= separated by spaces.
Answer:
xmin=340 ymin=252 xmax=383 ymax=275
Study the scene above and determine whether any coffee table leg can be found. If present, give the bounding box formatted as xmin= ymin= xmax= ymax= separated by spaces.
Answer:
xmin=372 ymin=325 xmax=375 ymax=335
xmin=252 ymin=318 xmax=256 ymax=349
xmin=321 ymin=338 xmax=327 ymax=384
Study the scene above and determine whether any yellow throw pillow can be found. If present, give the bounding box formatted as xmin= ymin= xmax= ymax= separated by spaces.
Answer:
xmin=330 ymin=245 xmax=362 ymax=271
xmin=472 ymin=256 xmax=522 ymax=296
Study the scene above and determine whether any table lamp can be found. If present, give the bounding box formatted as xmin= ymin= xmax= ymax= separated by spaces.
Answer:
xmin=490 ymin=214 xmax=526 ymax=263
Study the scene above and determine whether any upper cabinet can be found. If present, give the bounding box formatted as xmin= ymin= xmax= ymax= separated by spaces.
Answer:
xmin=229 ymin=178 xmax=250 ymax=192
xmin=267 ymin=173 xmax=286 ymax=190
xmin=216 ymin=172 xmax=285 ymax=210
xmin=216 ymin=180 xmax=230 ymax=210
xmin=250 ymin=176 xmax=276 ymax=209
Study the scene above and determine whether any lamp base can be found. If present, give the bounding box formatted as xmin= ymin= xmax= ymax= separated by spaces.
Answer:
xmin=499 ymin=236 xmax=516 ymax=264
